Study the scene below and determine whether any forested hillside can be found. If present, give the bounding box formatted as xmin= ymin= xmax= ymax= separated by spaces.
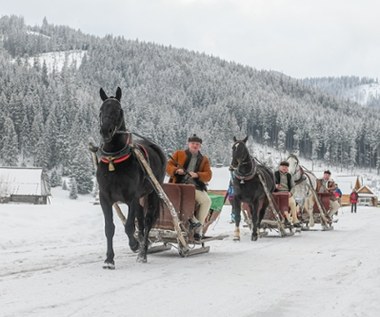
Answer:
xmin=0 ymin=15 xmax=379 ymax=193
xmin=303 ymin=76 xmax=380 ymax=109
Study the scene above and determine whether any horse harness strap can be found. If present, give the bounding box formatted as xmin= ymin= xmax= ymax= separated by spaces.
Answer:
xmin=294 ymin=166 xmax=307 ymax=185
xmin=233 ymin=162 xmax=256 ymax=184
xmin=98 ymin=131 xmax=149 ymax=172
xmin=101 ymin=152 xmax=132 ymax=171
xmin=100 ymin=143 xmax=149 ymax=172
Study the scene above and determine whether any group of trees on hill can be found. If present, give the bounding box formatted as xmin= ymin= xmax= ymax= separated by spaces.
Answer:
xmin=0 ymin=15 xmax=379 ymax=196
xmin=303 ymin=76 xmax=380 ymax=109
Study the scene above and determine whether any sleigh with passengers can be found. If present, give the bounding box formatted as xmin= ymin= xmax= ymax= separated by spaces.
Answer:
xmin=148 ymin=183 xmax=227 ymax=257
xmin=230 ymin=137 xmax=299 ymax=241
xmin=286 ymin=154 xmax=334 ymax=231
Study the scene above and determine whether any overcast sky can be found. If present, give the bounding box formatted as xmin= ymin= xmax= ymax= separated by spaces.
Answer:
xmin=2 ymin=0 xmax=380 ymax=79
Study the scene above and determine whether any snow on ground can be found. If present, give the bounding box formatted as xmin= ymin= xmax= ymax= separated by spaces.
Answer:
xmin=1 ymin=169 xmax=380 ymax=317
xmin=13 ymin=50 xmax=87 ymax=73
xmin=344 ymin=83 xmax=380 ymax=106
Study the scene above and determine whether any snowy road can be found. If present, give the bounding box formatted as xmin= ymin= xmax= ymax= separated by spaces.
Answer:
xmin=1 ymin=190 xmax=379 ymax=317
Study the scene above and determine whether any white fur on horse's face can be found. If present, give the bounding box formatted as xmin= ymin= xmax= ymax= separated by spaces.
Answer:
xmin=287 ymin=157 xmax=298 ymax=174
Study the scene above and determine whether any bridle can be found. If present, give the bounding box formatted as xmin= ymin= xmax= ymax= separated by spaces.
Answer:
xmin=288 ymin=155 xmax=305 ymax=185
xmin=231 ymin=141 xmax=256 ymax=183
xmin=99 ymin=98 xmax=125 ymax=140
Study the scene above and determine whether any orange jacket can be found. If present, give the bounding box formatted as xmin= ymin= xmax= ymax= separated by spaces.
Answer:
xmin=166 ymin=150 xmax=212 ymax=189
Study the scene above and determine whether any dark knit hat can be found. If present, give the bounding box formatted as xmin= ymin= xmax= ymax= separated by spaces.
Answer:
xmin=324 ymin=170 xmax=331 ymax=175
xmin=279 ymin=161 xmax=289 ymax=167
xmin=188 ymin=134 xmax=202 ymax=144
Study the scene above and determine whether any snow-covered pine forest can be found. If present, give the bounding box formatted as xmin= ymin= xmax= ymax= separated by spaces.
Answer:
xmin=302 ymin=76 xmax=380 ymax=109
xmin=1 ymin=15 xmax=380 ymax=194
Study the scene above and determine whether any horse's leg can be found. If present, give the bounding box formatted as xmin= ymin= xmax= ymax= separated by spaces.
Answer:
xmin=100 ymin=194 xmax=115 ymax=269
xmin=251 ymin=200 xmax=260 ymax=241
xmin=125 ymin=200 xmax=141 ymax=253
xmin=135 ymin=198 xmax=145 ymax=243
xmin=137 ymin=192 xmax=160 ymax=263
xmin=258 ymin=198 xmax=268 ymax=227
xmin=305 ymin=195 xmax=315 ymax=227
xmin=232 ymin=198 xmax=241 ymax=241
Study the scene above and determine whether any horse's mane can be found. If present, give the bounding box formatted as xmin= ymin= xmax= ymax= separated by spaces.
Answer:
xmin=287 ymin=153 xmax=299 ymax=164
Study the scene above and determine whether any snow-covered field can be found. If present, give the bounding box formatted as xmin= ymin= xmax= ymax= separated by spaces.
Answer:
xmin=13 ymin=50 xmax=87 ymax=73
xmin=1 ymin=170 xmax=380 ymax=317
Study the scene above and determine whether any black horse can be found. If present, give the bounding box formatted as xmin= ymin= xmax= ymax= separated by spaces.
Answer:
xmin=96 ymin=87 xmax=166 ymax=268
xmin=230 ymin=136 xmax=275 ymax=241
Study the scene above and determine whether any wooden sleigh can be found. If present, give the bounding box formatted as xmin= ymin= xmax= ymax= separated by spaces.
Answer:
xmin=148 ymin=183 xmax=228 ymax=257
xmin=260 ymin=192 xmax=298 ymax=235
xmin=108 ymin=147 xmax=227 ymax=258
xmin=241 ymin=182 xmax=298 ymax=239
xmin=299 ymin=192 xmax=334 ymax=231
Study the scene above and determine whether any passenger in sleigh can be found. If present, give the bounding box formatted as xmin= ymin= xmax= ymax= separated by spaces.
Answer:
xmin=166 ymin=134 xmax=212 ymax=240
xmin=274 ymin=161 xmax=301 ymax=228
xmin=316 ymin=170 xmax=340 ymax=220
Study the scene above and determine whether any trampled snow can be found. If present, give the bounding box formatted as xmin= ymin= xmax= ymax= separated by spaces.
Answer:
xmin=0 ymin=168 xmax=380 ymax=317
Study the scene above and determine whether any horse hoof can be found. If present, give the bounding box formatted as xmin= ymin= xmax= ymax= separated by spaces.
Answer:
xmin=129 ymin=241 xmax=140 ymax=253
xmin=136 ymin=255 xmax=147 ymax=263
xmin=251 ymin=234 xmax=258 ymax=241
xmin=102 ymin=261 xmax=115 ymax=270
xmin=233 ymin=236 xmax=240 ymax=241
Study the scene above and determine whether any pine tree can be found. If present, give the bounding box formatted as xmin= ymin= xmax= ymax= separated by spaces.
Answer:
xmin=50 ymin=169 xmax=62 ymax=187
xmin=69 ymin=177 xmax=78 ymax=199
xmin=70 ymin=143 xmax=94 ymax=194
xmin=277 ymin=130 xmax=286 ymax=153
xmin=62 ymin=179 xmax=68 ymax=190
xmin=19 ymin=114 xmax=31 ymax=165
xmin=1 ymin=117 xmax=19 ymax=166
xmin=34 ymin=134 xmax=49 ymax=169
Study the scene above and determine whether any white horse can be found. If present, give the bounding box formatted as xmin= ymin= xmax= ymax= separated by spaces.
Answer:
xmin=287 ymin=154 xmax=317 ymax=227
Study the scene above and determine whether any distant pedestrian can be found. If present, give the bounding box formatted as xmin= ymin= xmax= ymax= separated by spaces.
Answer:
xmin=334 ymin=184 xmax=342 ymax=206
xmin=227 ymin=180 xmax=236 ymax=223
xmin=350 ymin=189 xmax=359 ymax=213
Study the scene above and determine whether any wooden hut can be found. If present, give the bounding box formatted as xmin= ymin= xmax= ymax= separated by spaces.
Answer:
xmin=0 ymin=167 xmax=50 ymax=204
xmin=357 ymin=185 xmax=378 ymax=207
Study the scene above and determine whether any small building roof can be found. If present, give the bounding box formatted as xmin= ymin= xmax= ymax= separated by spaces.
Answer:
xmin=357 ymin=185 xmax=376 ymax=196
xmin=0 ymin=167 xmax=50 ymax=197
xmin=334 ymin=176 xmax=360 ymax=194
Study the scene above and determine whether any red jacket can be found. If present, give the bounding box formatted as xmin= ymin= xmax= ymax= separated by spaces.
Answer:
xmin=350 ymin=192 xmax=359 ymax=203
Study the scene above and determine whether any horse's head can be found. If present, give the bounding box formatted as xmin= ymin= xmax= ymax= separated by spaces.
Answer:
xmin=230 ymin=136 xmax=249 ymax=169
xmin=99 ymin=87 xmax=125 ymax=143
xmin=287 ymin=154 xmax=299 ymax=175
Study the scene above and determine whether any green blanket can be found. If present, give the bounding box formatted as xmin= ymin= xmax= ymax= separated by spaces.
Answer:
xmin=208 ymin=193 xmax=225 ymax=212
